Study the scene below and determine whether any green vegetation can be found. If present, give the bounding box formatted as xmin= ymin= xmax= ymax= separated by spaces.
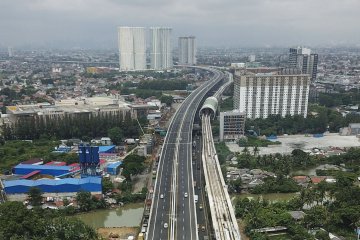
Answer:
xmin=107 ymin=127 xmax=124 ymax=145
xmin=28 ymin=187 xmax=43 ymax=206
xmin=121 ymin=154 xmax=147 ymax=180
xmin=0 ymin=201 xmax=98 ymax=240
xmin=219 ymin=96 xmax=234 ymax=111
xmin=3 ymin=112 xmax=144 ymax=141
xmin=236 ymin=149 xmax=316 ymax=175
xmin=236 ymin=171 xmax=360 ymax=239
xmin=235 ymin=198 xmax=312 ymax=239
xmin=109 ymin=77 xmax=193 ymax=99
xmin=215 ymin=142 xmax=232 ymax=164
xmin=137 ymin=79 xmax=190 ymax=91
xmin=317 ymin=90 xmax=360 ymax=107
xmin=246 ymin=104 xmax=360 ymax=135
xmin=238 ymin=136 xmax=281 ymax=147
xmin=102 ymin=177 xmax=114 ymax=193
xmin=159 ymin=95 xmax=174 ymax=106
xmin=0 ymin=140 xmax=60 ymax=172
xmin=251 ymin=176 xmax=301 ymax=194
xmin=75 ymin=191 xmax=107 ymax=212
xmin=115 ymin=187 xmax=147 ymax=204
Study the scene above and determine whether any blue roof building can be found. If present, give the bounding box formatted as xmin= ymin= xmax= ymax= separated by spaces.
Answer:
xmin=4 ymin=177 xmax=102 ymax=194
xmin=99 ymin=145 xmax=115 ymax=153
xmin=13 ymin=164 xmax=72 ymax=176
xmin=106 ymin=161 xmax=122 ymax=175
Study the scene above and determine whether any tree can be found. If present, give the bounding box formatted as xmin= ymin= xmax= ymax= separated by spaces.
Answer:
xmin=76 ymin=191 xmax=94 ymax=212
xmin=0 ymin=201 xmax=98 ymax=240
xmin=159 ymin=95 xmax=173 ymax=107
xmin=108 ymin=127 xmax=124 ymax=145
xmin=304 ymin=206 xmax=328 ymax=228
xmin=28 ymin=187 xmax=43 ymax=206
xmin=102 ymin=177 xmax=114 ymax=193
xmin=228 ymin=178 xmax=242 ymax=193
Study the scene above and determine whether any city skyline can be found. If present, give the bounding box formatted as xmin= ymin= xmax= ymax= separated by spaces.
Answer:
xmin=1 ymin=0 xmax=360 ymax=49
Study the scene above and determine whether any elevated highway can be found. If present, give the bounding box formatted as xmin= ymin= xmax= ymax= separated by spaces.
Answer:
xmin=146 ymin=67 xmax=224 ymax=240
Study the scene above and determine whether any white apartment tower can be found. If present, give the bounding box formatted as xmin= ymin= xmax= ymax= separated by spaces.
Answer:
xmin=234 ymin=70 xmax=310 ymax=119
xmin=150 ymin=27 xmax=173 ymax=70
xmin=118 ymin=27 xmax=146 ymax=71
xmin=178 ymin=36 xmax=196 ymax=65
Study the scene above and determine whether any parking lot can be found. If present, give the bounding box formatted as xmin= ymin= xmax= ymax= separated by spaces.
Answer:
xmin=226 ymin=133 xmax=360 ymax=155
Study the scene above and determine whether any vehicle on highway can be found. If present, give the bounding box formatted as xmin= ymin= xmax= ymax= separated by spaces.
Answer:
xmin=201 ymin=225 xmax=206 ymax=232
xmin=164 ymin=223 xmax=168 ymax=228
xmin=194 ymin=195 xmax=198 ymax=203
xmin=199 ymin=203 xmax=203 ymax=210
xmin=184 ymin=192 xmax=188 ymax=198
xmin=160 ymin=194 xmax=164 ymax=199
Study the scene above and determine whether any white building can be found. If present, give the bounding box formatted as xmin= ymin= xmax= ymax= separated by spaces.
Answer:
xmin=234 ymin=69 xmax=310 ymax=119
xmin=220 ymin=110 xmax=246 ymax=141
xmin=118 ymin=27 xmax=146 ymax=71
xmin=150 ymin=27 xmax=173 ymax=70
xmin=248 ymin=55 xmax=256 ymax=62
xmin=178 ymin=36 xmax=196 ymax=65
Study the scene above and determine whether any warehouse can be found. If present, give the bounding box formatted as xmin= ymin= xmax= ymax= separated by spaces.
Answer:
xmin=13 ymin=164 xmax=72 ymax=176
xmin=3 ymin=177 xmax=102 ymax=201
xmin=106 ymin=161 xmax=123 ymax=175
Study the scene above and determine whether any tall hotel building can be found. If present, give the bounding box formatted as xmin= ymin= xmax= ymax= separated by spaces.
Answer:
xmin=118 ymin=27 xmax=146 ymax=71
xmin=234 ymin=68 xmax=310 ymax=119
xmin=178 ymin=36 xmax=196 ymax=65
xmin=289 ymin=47 xmax=318 ymax=81
xmin=150 ymin=27 xmax=173 ymax=70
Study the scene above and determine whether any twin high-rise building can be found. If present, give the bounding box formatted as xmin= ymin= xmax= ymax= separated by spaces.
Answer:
xmin=289 ymin=47 xmax=318 ymax=81
xmin=233 ymin=68 xmax=310 ymax=119
xmin=118 ymin=26 xmax=173 ymax=71
xmin=178 ymin=36 xmax=196 ymax=65
xmin=118 ymin=27 xmax=146 ymax=71
xmin=150 ymin=27 xmax=173 ymax=70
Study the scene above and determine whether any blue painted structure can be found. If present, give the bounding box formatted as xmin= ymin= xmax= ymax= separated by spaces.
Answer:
xmin=79 ymin=145 xmax=101 ymax=176
xmin=313 ymin=133 xmax=324 ymax=138
xmin=4 ymin=177 xmax=101 ymax=194
xmin=106 ymin=161 xmax=122 ymax=175
xmin=99 ymin=145 xmax=115 ymax=153
xmin=13 ymin=164 xmax=71 ymax=176
xmin=266 ymin=135 xmax=278 ymax=140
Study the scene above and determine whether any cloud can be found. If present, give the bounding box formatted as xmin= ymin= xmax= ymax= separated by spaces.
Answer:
xmin=0 ymin=0 xmax=359 ymax=48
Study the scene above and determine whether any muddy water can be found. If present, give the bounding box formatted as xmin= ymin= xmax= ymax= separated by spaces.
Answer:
xmin=76 ymin=203 xmax=144 ymax=228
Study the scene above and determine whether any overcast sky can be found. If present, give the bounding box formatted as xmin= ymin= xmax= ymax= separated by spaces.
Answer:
xmin=1 ymin=0 xmax=360 ymax=49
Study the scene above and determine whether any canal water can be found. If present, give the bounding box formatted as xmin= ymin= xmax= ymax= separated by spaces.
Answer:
xmin=76 ymin=203 xmax=144 ymax=228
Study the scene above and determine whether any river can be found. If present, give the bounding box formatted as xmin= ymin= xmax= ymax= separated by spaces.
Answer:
xmin=76 ymin=203 xmax=144 ymax=228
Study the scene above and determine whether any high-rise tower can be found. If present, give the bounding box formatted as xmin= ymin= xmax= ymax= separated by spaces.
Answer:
xmin=150 ymin=27 xmax=172 ymax=70
xmin=118 ymin=27 xmax=146 ymax=71
xmin=289 ymin=47 xmax=318 ymax=81
xmin=178 ymin=36 xmax=196 ymax=65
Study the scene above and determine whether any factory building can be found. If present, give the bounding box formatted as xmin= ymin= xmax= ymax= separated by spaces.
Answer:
xmin=13 ymin=164 xmax=73 ymax=176
xmin=3 ymin=177 xmax=102 ymax=201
